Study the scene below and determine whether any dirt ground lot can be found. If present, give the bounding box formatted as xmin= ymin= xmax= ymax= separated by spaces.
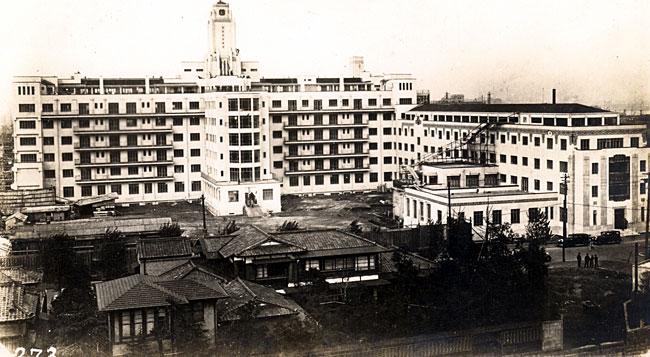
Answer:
xmin=116 ymin=192 xmax=393 ymax=236
xmin=548 ymin=261 xmax=631 ymax=348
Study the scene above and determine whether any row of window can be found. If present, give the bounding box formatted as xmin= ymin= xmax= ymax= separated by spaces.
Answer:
xmin=270 ymin=98 xmax=392 ymax=110
xmin=286 ymin=172 xmax=391 ymax=186
xmin=17 ymin=117 xmax=201 ymax=131
xmin=45 ymin=164 xmax=201 ymax=179
xmin=405 ymin=113 xmax=618 ymax=127
xmin=17 ymin=86 xmax=35 ymax=96
xmin=227 ymin=189 xmax=274 ymax=202
xmin=62 ymin=181 xmax=202 ymax=197
xmin=36 ymin=101 xmax=200 ymax=114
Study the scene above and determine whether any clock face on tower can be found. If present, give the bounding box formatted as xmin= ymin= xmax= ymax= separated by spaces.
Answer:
xmin=219 ymin=9 xmax=225 ymax=16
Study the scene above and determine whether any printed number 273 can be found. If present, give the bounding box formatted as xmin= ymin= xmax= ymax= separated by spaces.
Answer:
xmin=14 ymin=347 xmax=57 ymax=357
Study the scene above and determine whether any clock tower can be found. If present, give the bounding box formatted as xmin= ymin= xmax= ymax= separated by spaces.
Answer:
xmin=207 ymin=1 xmax=240 ymax=77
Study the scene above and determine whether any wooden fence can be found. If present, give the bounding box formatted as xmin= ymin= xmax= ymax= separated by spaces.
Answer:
xmin=363 ymin=224 xmax=445 ymax=255
xmin=255 ymin=319 xmax=562 ymax=357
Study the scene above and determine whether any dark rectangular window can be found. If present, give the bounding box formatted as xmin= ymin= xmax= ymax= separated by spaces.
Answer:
xmin=19 ymin=120 xmax=36 ymax=129
xmin=20 ymin=154 xmax=37 ymax=163
xmin=20 ymin=137 xmax=36 ymax=146
xmin=19 ymin=104 xmax=36 ymax=112
xmin=473 ymin=211 xmax=483 ymax=226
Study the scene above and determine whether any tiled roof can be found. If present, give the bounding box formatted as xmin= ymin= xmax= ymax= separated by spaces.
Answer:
xmin=14 ymin=217 xmax=173 ymax=239
xmin=0 ymin=283 xmax=39 ymax=322
xmin=73 ymin=192 xmax=118 ymax=207
xmin=198 ymin=237 xmax=232 ymax=259
xmin=156 ymin=279 xmax=228 ymax=301
xmin=216 ymin=278 xmax=304 ymax=321
xmin=411 ymin=103 xmax=608 ymax=114
xmin=157 ymin=260 xmax=227 ymax=284
xmin=202 ymin=227 xmax=389 ymax=259
xmin=0 ymin=268 xmax=42 ymax=285
xmin=217 ymin=225 xmax=270 ymax=258
xmin=238 ymin=242 xmax=305 ymax=257
xmin=96 ymin=273 xmax=229 ymax=312
xmin=137 ymin=238 xmax=193 ymax=260
xmin=142 ymin=259 xmax=189 ymax=276
xmin=270 ymin=229 xmax=379 ymax=251
xmin=96 ymin=275 xmax=186 ymax=312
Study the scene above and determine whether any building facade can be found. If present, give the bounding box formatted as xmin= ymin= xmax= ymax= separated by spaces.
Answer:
xmin=10 ymin=1 xmax=645 ymax=235
xmin=10 ymin=1 xmax=415 ymax=216
xmin=395 ymin=103 xmax=649 ymax=234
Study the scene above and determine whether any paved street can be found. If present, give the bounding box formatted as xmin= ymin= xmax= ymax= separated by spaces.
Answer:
xmin=546 ymin=235 xmax=648 ymax=269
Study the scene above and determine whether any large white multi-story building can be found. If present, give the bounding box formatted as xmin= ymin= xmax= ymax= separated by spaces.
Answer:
xmin=394 ymin=103 xmax=649 ymax=235
xmin=10 ymin=1 xmax=414 ymax=216
xmin=10 ymin=1 xmax=647 ymax=234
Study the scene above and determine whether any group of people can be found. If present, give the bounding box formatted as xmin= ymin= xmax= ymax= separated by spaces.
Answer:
xmin=576 ymin=252 xmax=598 ymax=268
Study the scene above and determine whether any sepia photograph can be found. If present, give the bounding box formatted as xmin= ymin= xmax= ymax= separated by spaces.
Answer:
xmin=0 ymin=0 xmax=649 ymax=355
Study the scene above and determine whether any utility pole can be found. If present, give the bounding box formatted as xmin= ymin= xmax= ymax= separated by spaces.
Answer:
xmin=447 ymin=181 xmax=452 ymax=224
xmin=200 ymin=193 xmax=207 ymax=235
xmin=561 ymin=174 xmax=568 ymax=263
xmin=635 ymin=242 xmax=639 ymax=293
xmin=645 ymin=172 xmax=649 ymax=258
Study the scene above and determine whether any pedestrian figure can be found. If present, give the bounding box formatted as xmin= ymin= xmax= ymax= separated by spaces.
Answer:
xmin=589 ymin=240 xmax=594 ymax=250
xmin=594 ymin=254 xmax=599 ymax=268
xmin=577 ymin=252 xmax=582 ymax=268
xmin=584 ymin=254 xmax=591 ymax=268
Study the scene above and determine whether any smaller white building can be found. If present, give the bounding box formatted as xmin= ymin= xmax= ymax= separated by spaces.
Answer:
xmin=394 ymin=161 xmax=559 ymax=236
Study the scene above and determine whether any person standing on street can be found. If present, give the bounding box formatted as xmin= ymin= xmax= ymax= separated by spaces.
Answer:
xmin=585 ymin=254 xmax=591 ymax=268
xmin=577 ymin=252 xmax=582 ymax=268
xmin=594 ymin=254 xmax=599 ymax=268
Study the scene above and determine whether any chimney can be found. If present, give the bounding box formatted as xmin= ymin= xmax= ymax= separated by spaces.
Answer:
xmin=552 ymin=88 xmax=556 ymax=104
xmin=487 ymin=92 xmax=491 ymax=104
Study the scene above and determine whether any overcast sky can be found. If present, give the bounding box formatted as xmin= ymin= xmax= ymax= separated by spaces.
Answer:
xmin=1 ymin=0 xmax=649 ymax=123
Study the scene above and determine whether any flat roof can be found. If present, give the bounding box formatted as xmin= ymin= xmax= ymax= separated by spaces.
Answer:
xmin=417 ymin=185 xmax=557 ymax=199
xmin=411 ymin=103 xmax=609 ymax=114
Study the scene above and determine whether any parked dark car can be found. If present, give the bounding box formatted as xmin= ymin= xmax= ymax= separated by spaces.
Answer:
xmin=556 ymin=233 xmax=592 ymax=247
xmin=593 ymin=230 xmax=622 ymax=245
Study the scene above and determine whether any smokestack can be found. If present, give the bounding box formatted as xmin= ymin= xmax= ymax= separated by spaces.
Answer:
xmin=487 ymin=92 xmax=491 ymax=104
xmin=552 ymin=88 xmax=556 ymax=104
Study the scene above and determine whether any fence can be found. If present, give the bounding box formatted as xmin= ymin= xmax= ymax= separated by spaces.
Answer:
xmin=0 ymin=244 xmax=139 ymax=276
xmin=255 ymin=319 xmax=562 ymax=357
xmin=363 ymin=224 xmax=445 ymax=255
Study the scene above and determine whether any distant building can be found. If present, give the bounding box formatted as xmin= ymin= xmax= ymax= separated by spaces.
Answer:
xmin=0 ymin=124 xmax=12 ymax=191
xmin=417 ymin=90 xmax=430 ymax=104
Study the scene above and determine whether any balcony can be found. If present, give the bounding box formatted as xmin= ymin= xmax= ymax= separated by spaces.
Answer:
xmin=74 ymin=142 xmax=172 ymax=151
xmin=270 ymin=107 xmax=387 ymax=114
xmin=73 ymin=123 xmax=173 ymax=134
xmin=75 ymin=175 xmax=173 ymax=184
xmin=283 ymin=136 xmax=369 ymax=145
xmin=285 ymin=165 xmax=370 ymax=175
xmin=74 ymin=159 xmax=173 ymax=167
xmin=284 ymin=150 xmax=369 ymax=160
xmin=284 ymin=121 xmax=368 ymax=129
